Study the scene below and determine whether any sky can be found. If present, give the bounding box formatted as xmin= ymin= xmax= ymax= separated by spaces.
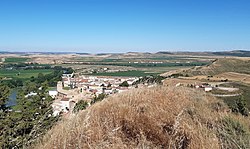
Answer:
xmin=0 ymin=0 xmax=250 ymax=53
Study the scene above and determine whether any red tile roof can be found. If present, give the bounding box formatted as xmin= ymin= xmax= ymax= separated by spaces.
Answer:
xmin=61 ymin=98 xmax=70 ymax=101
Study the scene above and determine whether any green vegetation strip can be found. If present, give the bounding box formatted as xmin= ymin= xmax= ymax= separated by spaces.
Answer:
xmin=4 ymin=57 xmax=30 ymax=63
xmin=0 ymin=69 xmax=53 ymax=80
xmin=90 ymin=70 xmax=159 ymax=77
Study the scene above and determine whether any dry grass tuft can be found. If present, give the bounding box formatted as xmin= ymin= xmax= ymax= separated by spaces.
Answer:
xmin=34 ymin=86 xmax=250 ymax=149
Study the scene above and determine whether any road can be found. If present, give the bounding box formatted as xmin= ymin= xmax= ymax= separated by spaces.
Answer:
xmin=214 ymin=87 xmax=239 ymax=92
xmin=212 ymin=93 xmax=241 ymax=97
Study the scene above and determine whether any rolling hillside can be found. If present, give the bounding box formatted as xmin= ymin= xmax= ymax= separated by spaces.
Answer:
xmin=212 ymin=50 xmax=250 ymax=57
xmin=186 ymin=58 xmax=250 ymax=76
xmin=35 ymin=86 xmax=250 ymax=149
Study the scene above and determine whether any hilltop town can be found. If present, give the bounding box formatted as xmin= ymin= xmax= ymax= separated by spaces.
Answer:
xmin=49 ymin=73 xmax=139 ymax=116
xmin=49 ymin=59 xmax=250 ymax=117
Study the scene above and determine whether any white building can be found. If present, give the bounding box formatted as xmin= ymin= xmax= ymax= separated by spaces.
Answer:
xmin=52 ymin=97 xmax=74 ymax=116
xmin=49 ymin=90 xmax=58 ymax=99
xmin=25 ymin=92 xmax=37 ymax=98
xmin=205 ymin=86 xmax=213 ymax=92
xmin=62 ymin=73 xmax=74 ymax=78
xmin=1 ymin=58 xmax=5 ymax=62
xmin=60 ymin=98 xmax=71 ymax=111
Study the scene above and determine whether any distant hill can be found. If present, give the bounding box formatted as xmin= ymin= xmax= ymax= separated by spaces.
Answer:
xmin=212 ymin=50 xmax=250 ymax=57
xmin=156 ymin=51 xmax=173 ymax=54
xmin=1 ymin=50 xmax=250 ymax=57
xmin=155 ymin=51 xmax=214 ymax=56
xmin=184 ymin=58 xmax=250 ymax=76
xmin=96 ymin=53 xmax=111 ymax=56
xmin=155 ymin=50 xmax=250 ymax=57
xmin=35 ymin=86 xmax=250 ymax=148
xmin=75 ymin=53 xmax=90 ymax=55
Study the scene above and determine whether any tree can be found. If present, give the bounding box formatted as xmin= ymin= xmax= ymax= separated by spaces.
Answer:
xmin=119 ymin=81 xmax=129 ymax=87
xmin=0 ymin=84 xmax=10 ymax=110
xmin=231 ymin=96 xmax=249 ymax=116
xmin=0 ymin=84 xmax=10 ymax=147
xmin=0 ymin=88 xmax=59 ymax=148
xmin=23 ymin=82 xmax=38 ymax=94
xmin=15 ymin=79 xmax=23 ymax=87
xmin=73 ymin=100 xmax=88 ymax=113
xmin=37 ymin=73 xmax=45 ymax=84
xmin=132 ymin=75 xmax=166 ymax=85
xmin=65 ymin=67 xmax=74 ymax=74
xmin=91 ymin=93 xmax=107 ymax=104
xmin=0 ymin=65 xmax=75 ymax=148
xmin=107 ymin=83 xmax=112 ymax=88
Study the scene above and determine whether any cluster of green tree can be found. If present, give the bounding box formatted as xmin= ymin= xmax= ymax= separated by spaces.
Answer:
xmin=91 ymin=93 xmax=107 ymax=105
xmin=73 ymin=100 xmax=88 ymax=113
xmin=0 ymin=84 xmax=10 ymax=111
xmin=168 ymin=73 xmax=189 ymax=78
xmin=1 ymin=66 xmax=74 ymax=88
xmin=1 ymin=79 xmax=23 ymax=88
xmin=0 ymin=82 xmax=59 ymax=148
xmin=169 ymin=73 xmax=184 ymax=78
xmin=73 ymin=93 xmax=108 ymax=114
xmin=0 ymin=66 xmax=74 ymax=148
xmin=132 ymin=75 xmax=166 ymax=85
xmin=119 ymin=81 xmax=129 ymax=87
xmin=231 ymin=96 xmax=249 ymax=116
xmin=2 ymin=63 xmax=52 ymax=70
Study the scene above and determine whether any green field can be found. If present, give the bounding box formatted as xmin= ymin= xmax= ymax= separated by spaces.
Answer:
xmin=4 ymin=57 xmax=30 ymax=63
xmin=0 ymin=69 xmax=53 ymax=80
xmin=89 ymin=70 xmax=159 ymax=77
xmin=65 ymin=56 xmax=212 ymax=77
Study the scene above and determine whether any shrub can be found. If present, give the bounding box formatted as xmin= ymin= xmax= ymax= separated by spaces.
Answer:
xmin=231 ymin=96 xmax=249 ymax=116
xmin=217 ymin=116 xmax=250 ymax=149
xmin=73 ymin=100 xmax=88 ymax=113
xmin=91 ymin=93 xmax=107 ymax=104
xmin=119 ymin=81 xmax=129 ymax=87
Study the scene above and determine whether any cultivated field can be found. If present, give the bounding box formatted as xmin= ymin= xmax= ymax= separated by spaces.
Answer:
xmin=4 ymin=57 xmax=30 ymax=63
xmin=215 ymin=72 xmax=250 ymax=84
xmin=89 ymin=70 xmax=159 ymax=77
xmin=0 ymin=53 xmax=213 ymax=77
xmin=0 ymin=69 xmax=53 ymax=80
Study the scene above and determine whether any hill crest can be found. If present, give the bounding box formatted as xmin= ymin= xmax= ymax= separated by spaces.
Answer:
xmin=35 ymin=86 xmax=250 ymax=149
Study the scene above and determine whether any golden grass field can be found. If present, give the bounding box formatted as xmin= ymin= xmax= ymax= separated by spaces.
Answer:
xmin=215 ymin=72 xmax=250 ymax=84
xmin=188 ymin=58 xmax=250 ymax=76
xmin=34 ymin=86 xmax=250 ymax=149
xmin=168 ymin=72 xmax=250 ymax=85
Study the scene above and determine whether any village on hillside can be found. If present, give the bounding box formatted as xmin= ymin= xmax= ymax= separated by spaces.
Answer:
xmin=49 ymin=73 xmax=139 ymax=116
xmin=46 ymin=72 xmax=244 ymax=116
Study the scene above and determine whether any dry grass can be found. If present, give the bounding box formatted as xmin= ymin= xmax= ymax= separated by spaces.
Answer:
xmin=185 ymin=58 xmax=250 ymax=76
xmin=34 ymin=86 xmax=250 ymax=149
xmin=163 ymin=78 xmax=202 ymax=86
xmin=215 ymin=72 xmax=250 ymax=84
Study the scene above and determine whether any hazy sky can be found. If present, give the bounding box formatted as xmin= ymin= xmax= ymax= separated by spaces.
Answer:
xmin=0 ymin=0 xmax=250 ymax=53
